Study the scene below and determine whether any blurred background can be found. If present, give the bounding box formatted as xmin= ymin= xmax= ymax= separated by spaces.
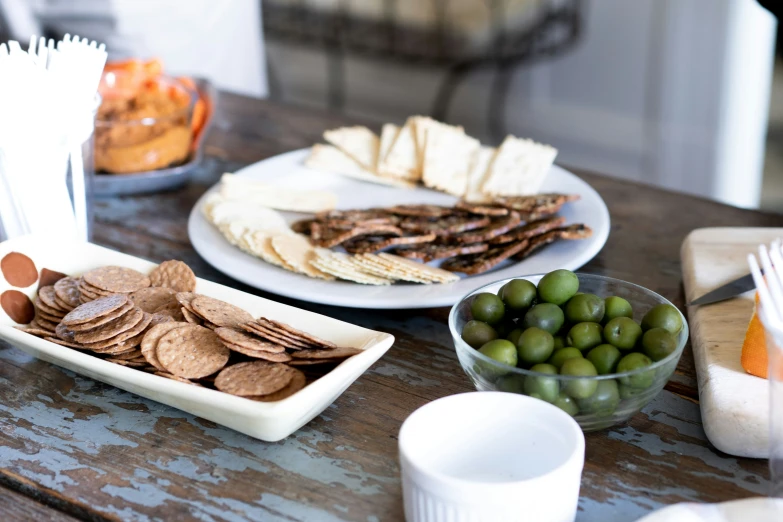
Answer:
xmin=0 ymin=0 xmax=780 ymax=211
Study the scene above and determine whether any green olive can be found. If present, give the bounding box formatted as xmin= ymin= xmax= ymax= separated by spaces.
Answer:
xmin=523 ymin=363 xmax=560 ymax=403
xmin=547 ymin=347 xmax=583 ymax=370
xmin=566 ymin=322 xmax=603 ymax=352
xmin=506 ymin=328 xmax=524 ymax=347
xmin=479 ymin=339 xmax=518 ymax=367
xmin=495 ymin=374 xmax=525 ymax=394
xmin=641 ymin=327 xmax=678 ymax=361
xmin=537 ymin=269 xmax=579 ymax=305
xmin=471 ymin=293 xmax=506 ymax=325
xmin=553 ymin=391 xmax=579 ymax=416
xmin=516 ymin=327 xmax=555 ymax=366
xmin=641 ymin=304 xmax=683 ymax=334
xmin=461 ymin=320 xmax=498 ymax=349
xmin=586 ymin=344 xmax=622 ymax=375
xmin=603 ymin=296 xmax=633 ymax=323
xmin=499 ymin=279 xmax=537 ymax=312
xmin=553 ymin=335 xmax=566 ymax=351
xmin=603 ymin=317 xmax=643 ymax=350
xmin=617 ymin=352 xmax=654 ymax=389
xmin=619 ymin=383 xmax=649 ymax=400
xmin=560 ymin=357 xmax=599 ymax=399
xmin=523 ymin=303 xmax=565 ymax=335
xmin=577 ymin=379 xmax=620 ymax=416
xmin=564 ymin=293 xmax=605 ymax=323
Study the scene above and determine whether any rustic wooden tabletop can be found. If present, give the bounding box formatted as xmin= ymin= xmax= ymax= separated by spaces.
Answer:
xmin=1 ymin=93 xmax=781 ymax=522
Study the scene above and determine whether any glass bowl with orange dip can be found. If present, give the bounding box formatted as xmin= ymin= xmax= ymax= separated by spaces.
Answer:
xmin=95 ymin=70 xmax=197 ymax=174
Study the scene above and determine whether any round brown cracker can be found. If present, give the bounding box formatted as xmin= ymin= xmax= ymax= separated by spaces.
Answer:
xmin=44 ymin=336 xmax=86 ymax=349
xmin=141 ymin=322 xmax=191 ymax=371
xmin=79 ymin=311 xmax=152 ymax=349
xmin=130 ymin=287 xmax=177 ymax=313
xmin=55 ymin=322 xmax=76 ymax=342
xmin=33 ymin=314 xmax=59 ymax=332
xmin=214 ymin=327 xmax=286 ymax=354
xmin=222 ymin=342 xmax=293 ymax=362
xmin=108 ymin=348 xmax=144 ymax=360
xmin=107 ymin=359 xmax=149 ymax=368
xmin=241 ymin=322 xmax=312 ymax=350
xmin=154 ymin=372 xmax=202 ymax=386
xmin=156 ymin=325 xmax=230 ymax=379
xmin=14 ymin=325 xmax=52 ymax=337
xmin=84 ymin=266 xmax=151 ymax=294
xmin=73 ymin=307 xmax=144 ymax=344
xmin=54 ymin=277 xmax=81 ymax=309
xmin=251 ymin=369 xmax=306 ymax=402
xmin=191 ymin=296 xmax=253 ymax=329
xmin=62 ymin=294 xmax=130 ymax=326
xmin=181 ymin=307 xmax=203 ymax=325
xmin=214 ymin=361 xmax=296 ymax=397
xmin=175 ymin=292 xmax=199 ymax=312
xmin=79 ymin=280 xmax=114 ymax=297
xmin=34 ymin=305 xmax=65 ymax=323
xmin=88 ymin=330 xmax=147 ymax=354
xmin=38 ymin=286 xmax=68 ymax=313
xmin=153 ymin=302 xmax=187 ymax=321
xmin=287 ymin=358 xmax=344 ymax=366
xmin=68 ymin=301 xmax=135 ymax=332
xmin=290 ymin=345 xmax=362 ymax=360
xmin=257 ymin=318 xmax=337 ymax=349
xmin=149 ymin=260 xmax=197 ymax=292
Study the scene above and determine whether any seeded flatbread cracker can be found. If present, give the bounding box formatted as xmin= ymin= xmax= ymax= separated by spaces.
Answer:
xmin=73 ymin=307 xmax=144 ymax=344
xmin=511 ymin=224 xmax=593 ymax=261
xmin=452 ymin=212 xmax=522 ymax=244
xmin=62 ymin=294 xmax=131 ymax=326
xmin=311 ymin=224 xmax=403 ymax=249
xmin=251 ymin=369 xmax=306 ymax=402
xmin=388 ymin=204 xmax=454 ymax=218
xmin=130 ymin=287 xmax=177 ymax=313
xmin=440 ymin=238 xmax=532 ymax=275
xmin=156 ymin=325 xmax=230 ymax=379
xmin=490 ymin=193 xmax=581 ymax=219
xmin=191 ymin=296 xmax=254 ymax=329
xmin=391 ymin=243 xmax=488 ymax=262
xmin=454 ymin=200 xmax=508 ymax=216
xmin=271 ymin=234 xmax=336 ymax=280
xmin=141 ymin=322 xmax=190 ymax=371
xmin=489 ymin=216 xmax=567 ymax=245
xmin=214 ymin=361 xmax=297 ymax=397
xmin=148 ymin=260 xmax=197 ymax=292
xmin=399 ymin=214 xmax=490 ymax=236
xmin=480 ymin=136 xmax=558 ymax=197
xmin=84 ymin=266 xmax=151 ymax=294
xmin=215 ymin=327 xmax=286 ymax=354
xmin=342 ymin=233 xmax=437 ymax=255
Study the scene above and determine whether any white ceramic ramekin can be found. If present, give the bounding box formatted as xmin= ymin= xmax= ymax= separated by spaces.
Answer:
xmin=399 ymin=392 xmax=585 ymax=522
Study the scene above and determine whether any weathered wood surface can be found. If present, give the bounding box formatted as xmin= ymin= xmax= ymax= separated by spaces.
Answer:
xmin=0 ymin=484 xmax=79 ymax=521
xmin=1 ymin=92 xmax=781 ymax=521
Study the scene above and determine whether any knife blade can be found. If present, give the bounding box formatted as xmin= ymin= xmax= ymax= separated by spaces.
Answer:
xmin=688 ymin=273 xmax=756 ymax=306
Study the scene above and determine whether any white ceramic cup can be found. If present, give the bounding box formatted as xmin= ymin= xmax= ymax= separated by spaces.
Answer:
xmin=399 ymin=392 xmax=585 ymax=522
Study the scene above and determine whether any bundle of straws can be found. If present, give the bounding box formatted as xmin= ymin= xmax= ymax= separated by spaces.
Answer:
xmin=0 ymin=35 xmax=107 ymax=242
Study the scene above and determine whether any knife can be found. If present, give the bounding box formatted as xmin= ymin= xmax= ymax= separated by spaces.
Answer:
xmin=688 ymin=273 xmax=756 ymax=306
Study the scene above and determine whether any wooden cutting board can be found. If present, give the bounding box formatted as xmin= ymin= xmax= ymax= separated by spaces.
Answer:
xmin=681 ymin=227 xmax=775 ymax=458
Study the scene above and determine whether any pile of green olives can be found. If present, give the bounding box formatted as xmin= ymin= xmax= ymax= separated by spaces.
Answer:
xmin=460 ymin=269 xmax=683 ymax=418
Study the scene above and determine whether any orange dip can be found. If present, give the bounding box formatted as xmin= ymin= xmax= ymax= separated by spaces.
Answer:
xmin=95 ymin=76 xmax=193 ymax=174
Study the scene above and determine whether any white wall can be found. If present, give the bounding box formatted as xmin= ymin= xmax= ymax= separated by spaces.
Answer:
xmin=266 ymin=0 xmax=776 ymax=207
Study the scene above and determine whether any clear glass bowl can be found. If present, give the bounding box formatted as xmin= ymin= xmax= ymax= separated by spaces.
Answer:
xmin=448 ymin=274 xmax=688 ymax=432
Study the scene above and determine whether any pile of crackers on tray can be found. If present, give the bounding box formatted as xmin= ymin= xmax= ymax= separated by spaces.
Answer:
xmin=307 ymin=115 xmax=558 ymax=199
xmin=294 ymin=196 xmax=592 ymax=276
xmin=16 ymin=260 xmax=360 ymax=400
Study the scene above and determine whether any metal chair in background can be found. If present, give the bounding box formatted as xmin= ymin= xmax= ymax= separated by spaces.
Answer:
xmin=262 ymin=0 xmax=583 ymax=140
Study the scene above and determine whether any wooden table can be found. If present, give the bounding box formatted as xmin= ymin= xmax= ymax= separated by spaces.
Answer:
xmin=1 ymin=93 xmax=780 ymax=522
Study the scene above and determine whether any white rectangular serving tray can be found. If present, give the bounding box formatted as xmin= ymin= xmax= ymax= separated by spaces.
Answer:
xmin=0 ymin=235 xmax=395 ymax=441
